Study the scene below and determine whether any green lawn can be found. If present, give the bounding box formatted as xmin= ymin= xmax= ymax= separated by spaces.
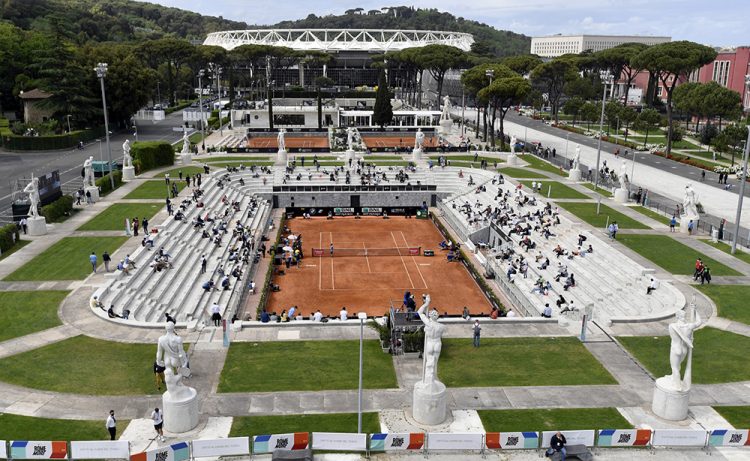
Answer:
xmin=439 ymin=338 xmax=616 ymax=387
xmin=219 ymin=340 xmax=397 ymax=392
xmin=124 ymin=180 xmax=185 ymax=200
xmin=499 ymin=167 xmax=547 ymax=178
xmin=0 ymin=239 xmax=30 ymax=261
xmin=581 ymin=183 xmax=613 ymax=198
xmin=0 ymin=291 xmax=67 ymax=341
xmin=696 ymin=285 xmax=750 ymax=325
xmin=521 ymin=155 xmax=566 ymax=176
xmin=202 ymin=156 xmax=272 ymax=162
xmin=714 ymin=406 xmax=750 ymax=429
xmin=520 ymin=181 xmax=588 ymax=199
xmin=0 ymin=335 xmax=181 ymax=395
xmin=230 ymin=413 xmax=380 ymax=438
xmin=206 ymin=160 xmax=275 ymax=167
xmin=617 ymin=234 xmax=741 ymax=276
xmin=619 ymin=327 xmax=750 ymax=383
xmin=700 ymin=239 xmax=750 ymax=265
xmin=557 ymin=202 xmax=648 ymax=229
xmin=4 ymin=236 xmax=128 ymax=281
xmin=157 ymin=166 xmax=205 ymax=177
xmin=631 ymin=206 xmax=673 ymax=226
xmin=479 ymin=408 xmax=630 ymax=432
xmin=78 ymin=203 xmax=162 ymax=231
xmin=0 ymin=414 xmax=113 ymax=441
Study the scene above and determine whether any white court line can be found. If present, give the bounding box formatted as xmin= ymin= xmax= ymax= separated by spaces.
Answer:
xmin=399 ymin=231 xmax=428 ymax=289
xmin=363 ymin=242 xmax=372 ymax=273
xmin=330 ymin=231 xmax=335 ymax=290
xmin=391 ymin=231 xmax=415 ymax=289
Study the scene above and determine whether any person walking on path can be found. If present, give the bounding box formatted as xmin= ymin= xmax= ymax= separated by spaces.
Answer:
xmin=106 ymin=410 xmax=117 ymax=440
xmin=132 ymin=217 xmax=139 ymax=236
xmin=102 ymin=251 xmax=111 ymax=272
xmin=89 ymin=252 xmax=98 ymax=272
xmin=201 ymin=255 xmax=207 ymax=274
xmin=670 ymin=216 xmax=677 ymax=232
xmin=20 ymin=217 xmax=27 ymax=234
xmin=472 ymin=320 xmax=481 ymax=347
xmin=151 ymin=407 xmax=165 ymax=442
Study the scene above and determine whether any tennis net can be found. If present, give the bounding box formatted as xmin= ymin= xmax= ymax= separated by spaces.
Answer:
xmin=312 ymin=247 xmax=421 ymax=257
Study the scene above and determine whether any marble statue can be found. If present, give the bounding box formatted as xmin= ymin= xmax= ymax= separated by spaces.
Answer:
xmin=510 ymin=135 xmax=517 ymax=154
xmin=277 ymin=129 xmax=286 ymax=152
xmin=416 ymin=294 xmax=444 ymax=386
xmin=181 ymin=129 xmax=190 ymax=154
xmin=156 ymin=322 xmax=192 ymax=400
xmin=23 ymin=176 xmax=40 ymax=218
xmin=572 ymin=145 xmax=581 ymax=170
xmin=682 ymin=184 xmax=699 ymax=218
xmin=414 ymin=129 xmax=425 ymax=151
xmin=440 ymin=95 xmax=452 ymax=120
xmin=122 ymin=140 xmax=132 ymax=168
xmin=83 ymin=156 xmax=95 ymax=187
xmin=346 ymin=127 xmax=355 ymax=151
xmin=665 ymin=307 xmax=702 ymax=391
xmin=619 ymin=159 xmax=628 ymax=189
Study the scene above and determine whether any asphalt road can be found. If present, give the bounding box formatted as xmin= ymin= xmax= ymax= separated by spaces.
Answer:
xmin=0 ymin=110 xmax=186 ymax=220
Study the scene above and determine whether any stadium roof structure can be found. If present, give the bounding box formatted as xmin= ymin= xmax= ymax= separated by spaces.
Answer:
xmin=203 ymin=29 xmax=474 ymax=52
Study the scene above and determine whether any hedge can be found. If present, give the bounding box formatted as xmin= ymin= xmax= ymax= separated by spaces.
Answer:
xmin=131 ymin=141 xmax=175 ymax=173
xmin=0 ymin=123 xmax=105 ymax=151
xmin=256 ymin=213 xmax=286 ymax=319
xmin=40 ymin=195 xmax=74 ymax=222
xmin=96 ymin=170 xmax=123 ymax=195
xmin=0 ymin=223 xmax=20 ymax=254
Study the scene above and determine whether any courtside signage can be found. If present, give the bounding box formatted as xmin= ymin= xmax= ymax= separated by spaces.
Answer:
xmin=191 ymin=438 xmax=249 ymax=457
xmin=311 ymin=433 xmax=367 ymax=451
xmin=369 ymin=433 xmax=424 ymax=451
xmin=70 ymin=441 xmax=129 ymax=459
xmin=252 ymin=433 xmax=308 ymax=453
xmin=10 ymin=442 xmax=67 ymax=459
xmin=485 ymin=432 xmax=539 ymax=449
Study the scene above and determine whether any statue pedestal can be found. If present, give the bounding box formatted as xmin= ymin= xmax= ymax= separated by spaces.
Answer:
xmin=27 ymin=216 xmax=47 ymax=236
xmin=680 ymin=216 xmax=699 ymax=234
xmin=84 ymin=186 xmax=100 ymax=203
xmin=652 ymin=377 xmax=690 ymax=421
xmin=507 ymin=153 xmax=518 ymax=166
xmin=614 ymin=188 xmax=629 ymax=203
xmin=122 ymin=166 xmax=135 ymax=181
xmin=568 ymin=169 xmax=582 ymax=181
xmin=162 ymin=386 xmax=199 ymax=433
xmin=412 ymin=380 xmax=447 ymax=425
xmin=275 ymin=149 xmax=288 ymax=167
xmin=345 ymin=149 xmax=356 ymax=163
xmin=180 ymin=153 xmax=192 ymax=165
xmin=412 ymin=148 xmax=423 ymax=163
xmin=439 ymin=119 xmax=453 ymax=136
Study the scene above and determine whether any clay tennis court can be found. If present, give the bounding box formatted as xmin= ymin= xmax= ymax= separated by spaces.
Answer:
xmin=245 ymin=135 xmax=329 ymax=149
xmin=265 ymin=217 xmax=492 ymax=317
xmin=361 ymin=135 xmax=440 ymax=149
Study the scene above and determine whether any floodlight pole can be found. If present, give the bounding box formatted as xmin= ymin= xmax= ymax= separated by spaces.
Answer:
xmin=594 ymin=71 xmax=612 ymax=215
xmin=198 ymin=69 xmax=205 ymax=152
xmin=731 ymin=126 xmax=750 ymax=254
xmin=95 ymin=63 xmax=114 ymax=190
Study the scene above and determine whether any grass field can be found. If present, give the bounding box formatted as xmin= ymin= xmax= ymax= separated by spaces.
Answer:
xmin=230 ymin=413 xmax=380 ymax=438
xmin=520 ymin=181 xmax=589 ymax=199
xmin=713 ymin=406 xmax=750 ymax=429
xmin=619 ymin=327 xmax=750 ymax=383
xmin=696 ymin=285 xmax=750 ymax=325
xmin=0 ymin=239 xmax=30 ymax=261
xmin=499 ymin=167 xmax=547 ymax=178
xmin=479 ymin=408 xmax=630 ymax=432
xmin=4 ymin=236 xmax=128 ymax=281
xmin=0 ymin=291 xmax=67 ymax=341
xmin=78 ymin=203 xmax=162 ymax=231
xmin=439 ymin=338 xmax=616 ymax=387
xmin=0 ymin=414 xmax=112 ymax=441
xmin=0 ymin=335 xmax=182 ymax=395
xmin=522 ymin=155 xmax=566 ymax=176
xmin=631 ymin=206 xmax=673 ymax=226
xmin=124 ymin=180 xmax=185 ymax=199
xmin=219 ymin=340 xmax=397 ymax=392
xmin=617 ymin=235 xmax=741 ymax=276
xmin=700 ymin=239 xmax=750 ymax=265
xmin=581 ymin=183 xmax=613 ymax=198
xmin=157 ymin=166 xmax=204 ymax=178
xmin=557 ymin=202 xmax=649 ymax=229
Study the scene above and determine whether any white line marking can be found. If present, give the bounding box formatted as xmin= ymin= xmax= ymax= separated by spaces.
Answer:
xmin=391 ymin=231 xmax=415 ymax=289
xmin=363 ymin=241 xmax=372 ymax=273
xmin=399 ymin=231 xmax=428 ymax=289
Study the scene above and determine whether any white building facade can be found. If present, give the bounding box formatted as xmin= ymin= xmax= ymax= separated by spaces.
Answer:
xmin=530 ymin=34 xmax=671 ymax=58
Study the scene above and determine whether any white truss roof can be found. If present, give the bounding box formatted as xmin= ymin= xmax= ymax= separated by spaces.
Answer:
xmin=203 ymin=29 xmax=474 ymax=52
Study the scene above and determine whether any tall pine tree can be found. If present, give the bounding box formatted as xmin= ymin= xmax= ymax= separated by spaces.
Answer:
xmin=372 ymin=70 xmax=393 ymax=129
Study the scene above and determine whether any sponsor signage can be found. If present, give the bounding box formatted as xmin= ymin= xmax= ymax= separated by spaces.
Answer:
xmin=191 ymin=438 xmax=250 ymax=458
xmin=651 ymin=430 xmax=707 ymax=447
xmin=70 ymin=441 xmax=129 ymax=459
xmin=709 ymin=429 xmax=750 ymax=447
xmin=597 ymin=429 xmax=652 ymax=447
xmin=426 ymin=433 xmax=483 ymax=451
xmin=369 ymin=433 xmax=424 ymax=451
xmin=485 ymin=432 xmax=539 ymax=449
xmin=541 ymin=431 xmax=596 ymax=447
xmin=130 ymin=442 xmax=189 ymax=461
xmin=10 ymin=442 xmax=67 ymax=459
xmin=311 ymin=433 xmax=367 ymax=452
xmin=252 ymin=433 xmax=308 ymax=453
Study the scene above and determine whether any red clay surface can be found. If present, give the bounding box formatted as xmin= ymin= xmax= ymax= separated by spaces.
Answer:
xmin=361 ymin=135 xmax=439 ymax=149
xmin=246 ymin=136 xmax=329 ymax=149
xmin=266 ymin=217 xmax=492 ymax=317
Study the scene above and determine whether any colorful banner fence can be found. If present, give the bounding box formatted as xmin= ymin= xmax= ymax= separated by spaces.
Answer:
xmin=130 ymin=442 xmax=189 ymax=461
xmin=597 ymin=429 xmax=652 ymax=447
xmin=252 ymin=433 xmax=308 ymax=453
xmin=369 ymin=433 xmax=424 ymax=451
xmin=10 ymin=442 xmax=67 ymax=459
xmin=485 ymin=432 xmax=539 ymax=449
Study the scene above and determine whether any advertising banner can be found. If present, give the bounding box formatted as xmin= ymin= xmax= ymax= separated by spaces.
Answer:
xmin=597 ymin=429 xmax=652 ymax=447
xmin=311 ymin=433 xmax=367 ymax=452
xmin=541 ymin=431 xmax=596 ymax=447
xmin=70 ymin=441 xmax=129 ymax=459
xmin=485 ymin=432 xmax=539 ymax=449
xmin=708 ymin=429 xmax=750 ymax=447
xmin=130 ymin=442 xmax=189 ymax=461
xmin=191 ymin=438 xmax=250 ymax=458
xmin=333 ymin=207 xmax=355 ymax=216
xmin=10 ymin=442 xmax=67 ymax=460
xmin=0 ymin=441 xmax=7 ymax=459
xmin=361 ymin=207 xmax=382 ymax=216
xmin=426 ymin=433 xmax=483 ymax=451
xmin=651 ymin=430 xmax=707 ymax=447
xmin=252 ymin=433 xmax=308 ymax=453
xmin=369 ymin=433 xmax=424 ymax=451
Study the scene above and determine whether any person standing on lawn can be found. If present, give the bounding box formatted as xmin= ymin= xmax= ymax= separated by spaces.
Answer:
xmin=105 ymin=410 xmax=117 ymax=440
